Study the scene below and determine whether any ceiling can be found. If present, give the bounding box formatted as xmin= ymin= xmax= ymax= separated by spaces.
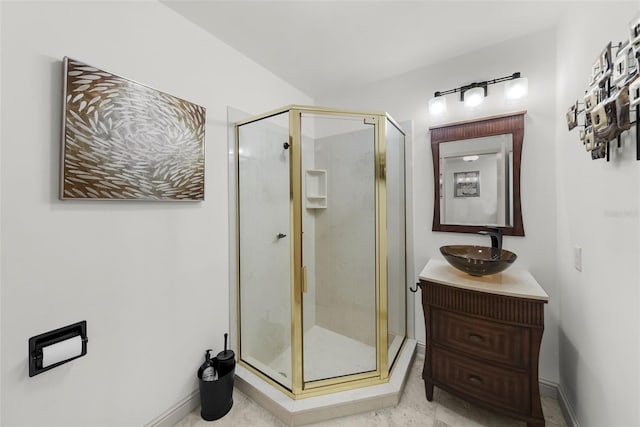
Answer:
xmin=163 ymin=1 xmax=570 ymax=98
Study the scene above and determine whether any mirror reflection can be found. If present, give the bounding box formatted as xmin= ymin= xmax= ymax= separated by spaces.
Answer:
xmin=430 ymin=111 xmax=525 ymax=236
xmin=440 ymin=135 xmax=513 ymax=226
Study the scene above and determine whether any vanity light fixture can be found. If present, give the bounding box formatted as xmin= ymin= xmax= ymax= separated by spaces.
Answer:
xmin=429 ymin=72 xmax=526 ymax=114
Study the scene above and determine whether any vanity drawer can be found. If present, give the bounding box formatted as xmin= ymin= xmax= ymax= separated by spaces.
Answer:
xmin=431 ymin=308 xmax=529 ymax=369
xmin=431 ymin=346 xmax=530 ymax=413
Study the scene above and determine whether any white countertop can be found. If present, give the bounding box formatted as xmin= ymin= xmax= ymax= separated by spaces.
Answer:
xmin=419 ymin=259 xmax=549 ymax=301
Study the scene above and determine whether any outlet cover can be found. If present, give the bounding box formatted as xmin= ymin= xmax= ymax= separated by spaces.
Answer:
xmin=573 ymin=245 xmax=582 ymax=272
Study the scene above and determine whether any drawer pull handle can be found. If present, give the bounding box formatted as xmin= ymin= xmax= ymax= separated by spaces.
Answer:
xmin=467 ymin=333 xmax=485 ymax=343
xmin=468 ymin=374 xmax=484 ymax=384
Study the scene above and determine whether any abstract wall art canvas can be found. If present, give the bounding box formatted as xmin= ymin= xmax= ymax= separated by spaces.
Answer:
xmin=60 ymin=57 xmax=206 ymax=200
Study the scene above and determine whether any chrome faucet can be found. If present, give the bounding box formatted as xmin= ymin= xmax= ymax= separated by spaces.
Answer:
xmin=478 ymin=228 xmax=503 ymax=253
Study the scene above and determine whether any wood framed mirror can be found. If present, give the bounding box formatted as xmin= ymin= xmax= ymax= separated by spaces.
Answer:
xmin=431 ymin=111 xmax=526 ymax=236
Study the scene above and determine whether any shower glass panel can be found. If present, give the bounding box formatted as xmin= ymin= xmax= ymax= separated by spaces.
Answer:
xmin=235 ymin=106 xmax=408 ymax=399
xmin=237 ymin=112 xmax=292 ymax=390
xmin=300 ymin=113 xmax=377 ymax=383
xmin=386 ymin=119 xmax=406 ymax=366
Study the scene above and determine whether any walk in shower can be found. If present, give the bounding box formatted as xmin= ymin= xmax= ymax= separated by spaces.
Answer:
xmin=233 ymin=105 xmax=406 ymax=398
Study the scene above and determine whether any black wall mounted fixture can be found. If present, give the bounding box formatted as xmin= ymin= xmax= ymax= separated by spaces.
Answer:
xmin=29 ymin=320 xmax=88 ymax=377
xmin=434 ymin=72 xmax=522 ymax=101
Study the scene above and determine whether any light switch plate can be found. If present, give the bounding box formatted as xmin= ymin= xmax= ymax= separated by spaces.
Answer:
xmin=573 ymin=245 xmax=582 ymax=271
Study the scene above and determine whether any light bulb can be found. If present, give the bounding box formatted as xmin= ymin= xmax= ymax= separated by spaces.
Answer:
xmin=505 ymin=77 xmax=528 ymax=100
xmin=464 ymin=87 xmax=485 ymax=107
xmin=429 ymin=96 xmax=447 ymax=114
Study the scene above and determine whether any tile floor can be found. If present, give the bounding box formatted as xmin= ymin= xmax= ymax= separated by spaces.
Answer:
xmin=174 ymin=353 xmax=567 ymax=427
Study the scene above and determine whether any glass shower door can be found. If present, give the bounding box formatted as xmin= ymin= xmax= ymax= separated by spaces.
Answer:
xmin=386 ymin=118 xmax=406 ymax=367
xmin=237 ymin=112 xmax=292 ymax=389
xmin=300 ymin=112 xmax=378 ymax=385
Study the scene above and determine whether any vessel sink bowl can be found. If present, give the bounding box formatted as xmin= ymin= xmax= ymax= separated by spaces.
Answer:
xmin=440 ymin=245 xmax=517 ymax=276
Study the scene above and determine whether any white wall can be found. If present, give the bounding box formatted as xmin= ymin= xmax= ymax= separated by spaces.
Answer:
xmin=0 ymin=1 xmax=311 ymax=426
xmin=317 ymin=28 xmax=560 ymax=383
xmin=555 ymin=3 xmax=640 ymax=426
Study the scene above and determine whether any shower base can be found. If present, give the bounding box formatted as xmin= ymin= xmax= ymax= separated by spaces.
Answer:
xmin=235 ymin=336 xmax=417 ymax=426
xmin=271 ymin=325 xmax=378 ymax=383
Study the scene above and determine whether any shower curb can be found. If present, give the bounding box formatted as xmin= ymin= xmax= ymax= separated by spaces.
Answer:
xmin=235 ymin=338 xmax=417 ymax=426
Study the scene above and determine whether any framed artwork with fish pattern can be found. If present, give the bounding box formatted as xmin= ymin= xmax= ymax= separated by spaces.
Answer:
xmin=60 ymin=57 xmax=206 ymax=200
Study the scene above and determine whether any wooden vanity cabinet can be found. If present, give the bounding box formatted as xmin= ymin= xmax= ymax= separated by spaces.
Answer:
xmin=419 ymin=279 xmax=547 ymax=427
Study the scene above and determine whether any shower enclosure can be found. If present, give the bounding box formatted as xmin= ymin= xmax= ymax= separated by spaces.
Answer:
xmin=234 ymin=105 xmax=406 ymax=398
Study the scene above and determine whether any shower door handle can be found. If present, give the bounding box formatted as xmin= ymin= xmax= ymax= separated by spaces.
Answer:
xmin=302 ymin=266 xmax=308 ymax=293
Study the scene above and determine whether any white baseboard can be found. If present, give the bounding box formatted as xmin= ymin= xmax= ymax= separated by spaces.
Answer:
xmin=144 ymin=389 xmax=199 ymax=427
xmin=537 ymin=379 xmax=578 ymax=427
xmin=555 ymin=382 xmax=579 ymax=427
xmin=539 ymin=378 xmax=558 ymax=398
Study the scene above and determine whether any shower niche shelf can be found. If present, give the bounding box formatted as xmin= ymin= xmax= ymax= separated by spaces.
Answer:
xmin=305 ymin=169 xmax=327 ymax=209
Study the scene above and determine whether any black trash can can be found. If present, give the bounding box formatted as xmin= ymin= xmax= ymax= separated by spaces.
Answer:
xmin=198 ymin=364 xmax=235 ymax=421
xmin=198 ymin=334 xmax=236 ymax=421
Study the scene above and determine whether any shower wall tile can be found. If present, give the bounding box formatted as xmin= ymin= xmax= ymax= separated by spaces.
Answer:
xmin=314 ymin=128 xmax=376 ymax=346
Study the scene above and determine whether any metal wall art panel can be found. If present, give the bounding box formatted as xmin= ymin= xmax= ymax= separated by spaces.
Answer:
xmin=60 ymin=57 xmax=206 ymax=200
xmin=565 ymin=14 xmax=640 ymax=161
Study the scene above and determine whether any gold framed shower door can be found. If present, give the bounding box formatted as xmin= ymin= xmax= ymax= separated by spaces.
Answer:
xmin=234 ymin=105 xmax=405 ymax=399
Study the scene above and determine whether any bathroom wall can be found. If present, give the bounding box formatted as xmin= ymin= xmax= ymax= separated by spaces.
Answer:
xmin=0 ymin=2 xmax=312 ymax=426
xmin=316 ymin=28 xmax=560 ymax=383
xmin=555 ymin=3 xmax=640 ymax=426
